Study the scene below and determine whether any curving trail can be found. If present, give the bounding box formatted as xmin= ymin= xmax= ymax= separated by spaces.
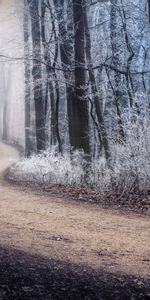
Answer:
xmin=0 ymin=142 xmax=149 ymax=278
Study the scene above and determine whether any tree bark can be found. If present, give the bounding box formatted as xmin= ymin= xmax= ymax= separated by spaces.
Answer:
xmin=41 ymin=0 xmax=62 ymax=152
xmin=28 ymin=0 xmax=45 ymax=152
xmin=24 ymin=0 xmax=32 ymax=156
xmin=72 ymin=0 xmax=91 ymax=156
xmin=84 ymin=5 xmax=110 ymax=160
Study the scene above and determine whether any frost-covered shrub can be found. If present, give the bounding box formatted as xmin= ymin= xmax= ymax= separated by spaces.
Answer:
xmin=110 ymin=119 xmax=150 ymax=194
xmin=10 ymin=147 xmax=85 ymax=186
xmin=10 ymin=119 xmax=150 ymax=195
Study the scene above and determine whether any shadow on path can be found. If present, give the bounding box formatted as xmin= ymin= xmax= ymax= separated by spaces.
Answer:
xmin=0 ymin=246 xmax=149 ymax=300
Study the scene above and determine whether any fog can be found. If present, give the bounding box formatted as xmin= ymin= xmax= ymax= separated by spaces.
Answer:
xmin=0 ymin=0 xmax=25 ymax=146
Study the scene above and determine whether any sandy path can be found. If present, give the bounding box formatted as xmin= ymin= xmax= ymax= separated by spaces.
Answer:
xmin=0 ymin=142 xmax=149 ymax=278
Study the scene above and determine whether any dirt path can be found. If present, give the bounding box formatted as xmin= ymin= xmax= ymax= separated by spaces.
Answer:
xmin=0 ymin=142 xmax=149 ymax=279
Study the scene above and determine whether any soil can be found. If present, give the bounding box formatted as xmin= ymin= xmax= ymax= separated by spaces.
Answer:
xmin=0 ymin=142 xmax=150 ymax=299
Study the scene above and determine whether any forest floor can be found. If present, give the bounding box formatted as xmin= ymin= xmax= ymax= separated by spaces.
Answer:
xmin=0 ymin=142 xmax=149 ymax=299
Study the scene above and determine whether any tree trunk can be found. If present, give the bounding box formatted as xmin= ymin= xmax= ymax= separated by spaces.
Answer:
xmin=72 ymin=0 xmax=90 ymax=156
xmin=110 ymin=0 xmax=125 ymax=142
xmin=24 ymin=0 xmax=32 ymax=156
xmin=41 ymin=0 xmax=62 ymax=152
xmin=84 ymin=6 xmax=110 ymax=161
xmin=28 ymin=0 xmax=45 ymax=152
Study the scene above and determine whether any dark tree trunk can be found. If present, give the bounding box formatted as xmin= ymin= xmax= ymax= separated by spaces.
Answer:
xmin=28 ymin=0 xmax=45 ymax=152
xmin=41 ymin=0 xmax=62 ymax=152
xmin=24 ymin=0 xmax=32 ymax=156
xmin=148 ymin=0 xmax=150 ymax=22
xmin=72 ymin=0 xmax=90 ymax=156
xmin=53 ymin=0 xmax=74 ymax=152
xmin=54 ymin=0 xmax=90 ymax=157
xmin=110 ymin=0 xmax=125 ymax=142
xmin=84 ymin=6 xmax=110 ymax=161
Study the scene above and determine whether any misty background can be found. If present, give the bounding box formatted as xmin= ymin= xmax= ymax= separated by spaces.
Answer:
xmin=0 ymin=0 xmax=24 ymax=146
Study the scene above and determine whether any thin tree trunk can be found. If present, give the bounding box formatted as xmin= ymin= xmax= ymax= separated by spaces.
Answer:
xmin=53 ymin=0 xmax=74 ymax=152
xmin=24 ymin=0 xmax=32 ymax=156
xmin=41 ymin=0 xmax=62 ymax=152
xmin=28 ymin=0 xmax=45 ymax=152
xmin=84 ymin=6 xmax=110 ymax=161
xmin=72 ymin=0 xmax=91 ymax=156
xmin=110 ymin=0 xmax=125 ymax=142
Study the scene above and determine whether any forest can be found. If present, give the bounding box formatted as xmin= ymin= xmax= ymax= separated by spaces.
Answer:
xmin=0 ymin=1 xmax=150 ymax=299
xmin=1 ymin=0 xmax=150 ymax=195
xmin=5 ymin=0 xmax=150 ymax=195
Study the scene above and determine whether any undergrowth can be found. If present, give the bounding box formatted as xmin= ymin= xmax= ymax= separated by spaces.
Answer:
xmin=9 ymin=120 xmax=150 ymax=195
